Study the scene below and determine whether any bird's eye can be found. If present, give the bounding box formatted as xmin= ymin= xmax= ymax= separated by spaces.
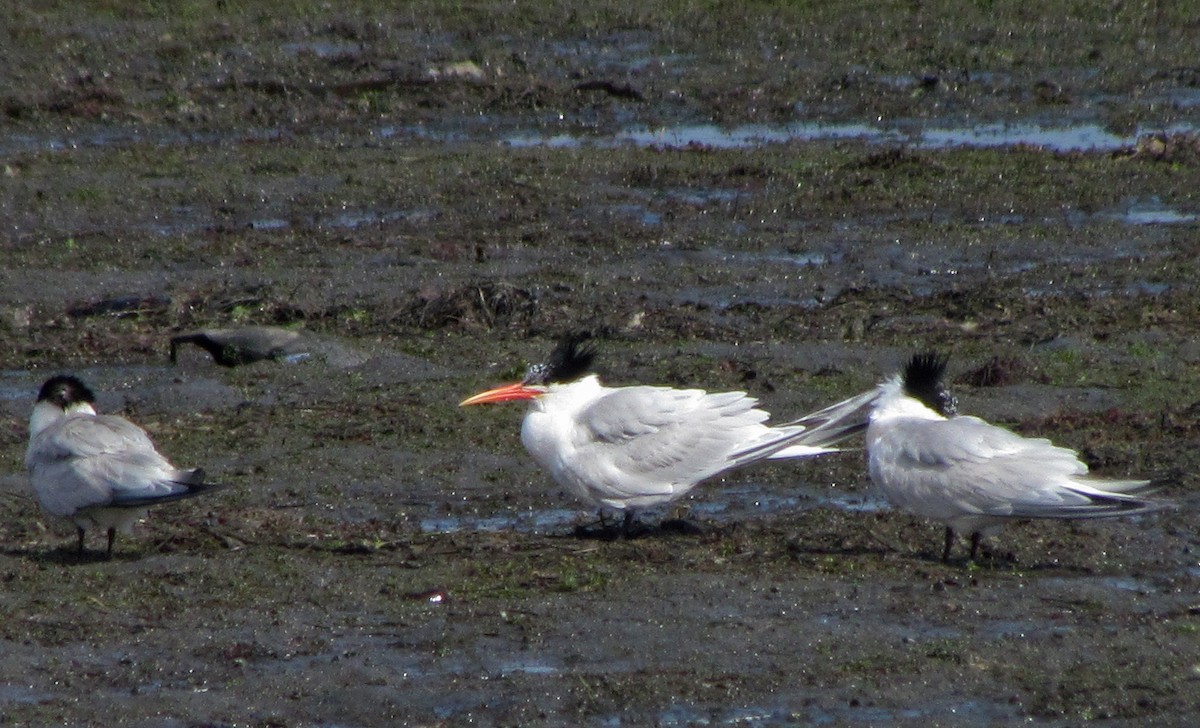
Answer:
xmin=523 ymin=363 xmax=549 ymax=385
xmin=940 ymin=388 xmax=959 ymax=416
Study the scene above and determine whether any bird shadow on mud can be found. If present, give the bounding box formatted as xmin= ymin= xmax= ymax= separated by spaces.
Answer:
xmin=565 ymin=517 xmax=708 ymax=542
xmin=0 ymin=522 xmax=239 ymax=565
xmin=2 ymin=544 xmax=144 ymax=566
xmin=785 ymin=540 xmax=892 ymax=560
xmin=885 ymin=542 xmax=1099 ymax=573
xmin=787 ymin=537 xmax=1095 ymax=574
xmin=803 ymin=514 xmax=1095 ymax=571
xmin=783 ymin=521 xmax=1028 ymax=571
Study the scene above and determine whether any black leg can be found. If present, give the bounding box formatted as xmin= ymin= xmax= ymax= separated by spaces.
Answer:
xmin=941 ymin=527 xmax=955 ymax=563
xmin=76 ymin=527 xmax=86 ymax=555
xmin=105 ymin=528 xmax=116 ymax=558
xmin=969 ymin=532 xmax=982 ymax=561
xmin=621 ymin=510 xmax=635 ymax=537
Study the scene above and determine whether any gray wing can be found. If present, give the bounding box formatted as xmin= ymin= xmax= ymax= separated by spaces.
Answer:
xmin=869 ymin=415 xmax=1108 ymax=519
xmin=571 ymin=386 xmax=795 ymax=499
xmin=27 ymin=414 xmax=196 ymax=517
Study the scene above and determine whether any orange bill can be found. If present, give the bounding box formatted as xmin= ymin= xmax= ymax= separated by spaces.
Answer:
xmin=459 ymin=382 xmax=543 ymax=406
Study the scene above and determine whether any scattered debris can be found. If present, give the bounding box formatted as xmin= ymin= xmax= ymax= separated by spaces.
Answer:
xmin=1130 ymin=131 xmax=1200 ymax=163
xmin=402 ymin=281 xmax=536 ymax=331
xmin=574 ymin=80 xmax=644 ymax=101
xmin=957 ymin=355 xmax=1027 ymax=387
xmin=406 ymin=588 xmax=449 ymax=604
xmin=67 ymin=294 xmax=169 ymax=319
xmin=426 ymin=60 xmax=486 ymax=82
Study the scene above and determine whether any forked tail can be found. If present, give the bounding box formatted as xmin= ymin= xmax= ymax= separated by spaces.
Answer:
xmin=109 ymin=469 xmax=229 ymax=509
xmin=731 ymin=387 xmax=878 ymax=462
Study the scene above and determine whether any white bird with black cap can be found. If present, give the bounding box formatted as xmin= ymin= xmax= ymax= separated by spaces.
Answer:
xmin=460 ymin=334 xmax=878 ymax=533
xmin=25 ymin=375 xmax=225 ymax=556
xmin=866 ymin=352 xmax=1167 ymax=562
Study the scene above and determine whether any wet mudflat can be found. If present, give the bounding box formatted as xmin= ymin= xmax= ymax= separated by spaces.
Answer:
xmin=1 ymin=2 xmax=1199 ymax=725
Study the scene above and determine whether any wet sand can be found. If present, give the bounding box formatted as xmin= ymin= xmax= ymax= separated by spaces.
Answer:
xmin=0 ymin=3 xmax=1198 ymax=725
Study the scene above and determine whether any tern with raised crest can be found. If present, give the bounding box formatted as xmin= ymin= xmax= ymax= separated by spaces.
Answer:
xmin=866 ymin=352 xmax=1166 ymax=561
xmin=461 ymin=334 xmax=876 ymax=533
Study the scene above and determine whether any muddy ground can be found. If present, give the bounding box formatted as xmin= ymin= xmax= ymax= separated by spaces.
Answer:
xmin=1 ymin=2 xmax=1199 ymax=726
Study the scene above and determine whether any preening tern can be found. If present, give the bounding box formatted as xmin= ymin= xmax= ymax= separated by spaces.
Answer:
xmin=866 ymin=352 xmax=1165 ymax=561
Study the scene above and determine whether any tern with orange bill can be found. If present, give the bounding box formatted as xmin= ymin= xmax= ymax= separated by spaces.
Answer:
xmin=461 ymin=334 xmax=877 ymax=533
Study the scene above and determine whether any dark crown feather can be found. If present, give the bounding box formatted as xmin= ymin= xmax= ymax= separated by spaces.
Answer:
xmin=524 ymin=333 xmax=597 ymax=385
xmin=37 ymin=375 xmax=96 ymax=408
xmin=902 ymin=351 xmax=957 ymax=416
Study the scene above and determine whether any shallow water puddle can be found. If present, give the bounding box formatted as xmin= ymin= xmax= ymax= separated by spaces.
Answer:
xmin=6 ymin=118 xmax=1194 ymax=159
xmin=603 ymin=696 xmax=1026 ymax=726
xmin=0 ymin=126 xmax=285 ymax=156
xmin=661 ymin=248 xmax=840 ymax=268
xmin=417 ymin=507 xmax=582 ymax=534
xmin=178 ymin=206 xmax=433 ymax=237
xmin=504 ymin=120 xmax=1200 ymax=152
xmin=977 ymin=619 xmax=1077 ymax=641
xmin=417 ymin=483 xmax=886 ymax=534
xmin=0 ymin=683 xmax=53 ymax=705
xmin=690 ymin=484 xmax=888 ymax=520
xmin=1100 ymin=195 xmax=1198 ymax=225
xmin=0 ymin=371 xmax=34 ymax=401
xmin=802 ymin=698 xmax=1024 ymax=726
xmin=1040 ymin=574 xmax=1157 ymax=594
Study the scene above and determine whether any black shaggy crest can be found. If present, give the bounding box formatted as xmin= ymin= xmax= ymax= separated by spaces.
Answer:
xmin=524 ymin=333 xmax=597 ymax=385
xmin=902 ymin=351 xmax=958 ymax=416
xmin=36 ymin=375 xmax=96 ymax=408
